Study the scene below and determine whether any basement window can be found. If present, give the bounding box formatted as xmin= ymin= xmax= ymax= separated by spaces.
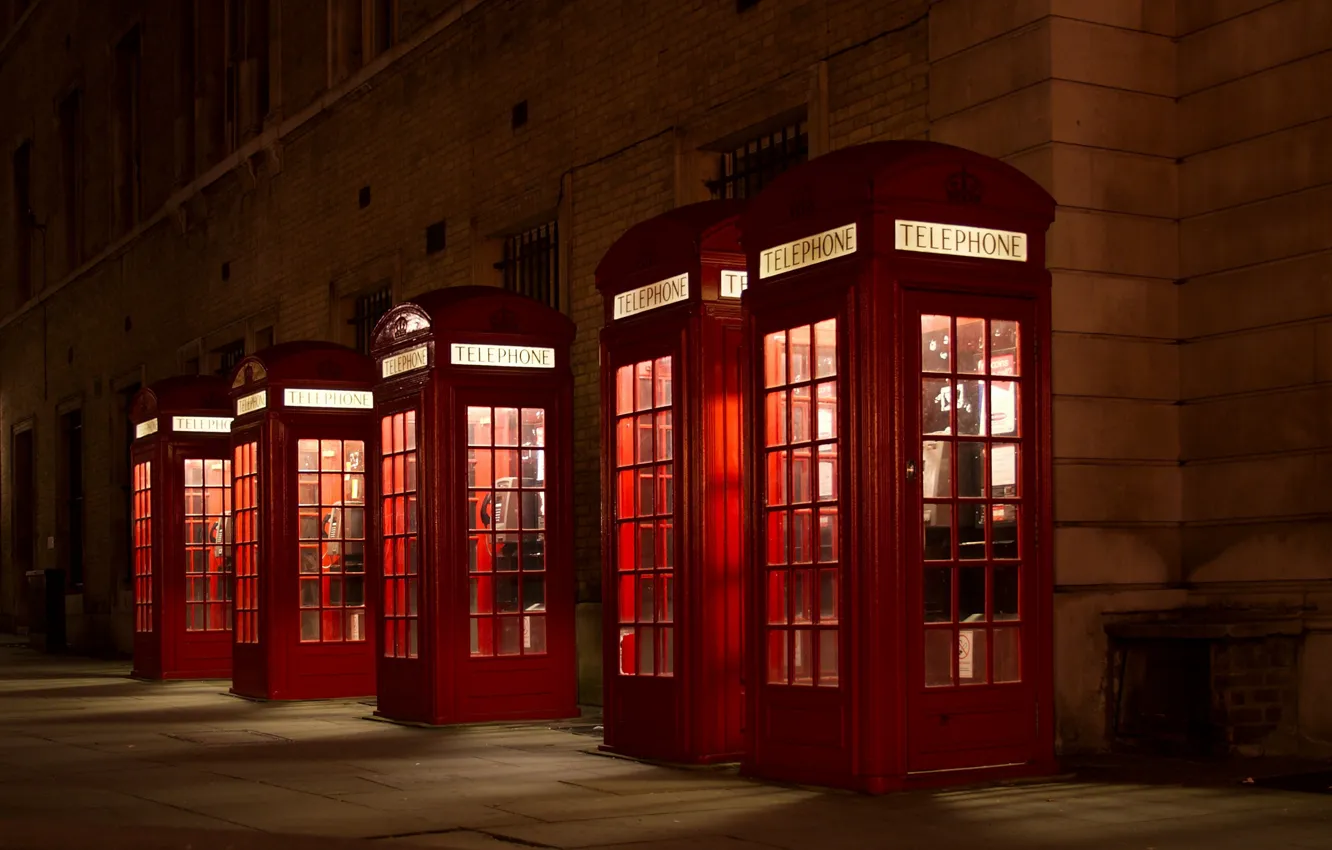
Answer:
xmin=213 ymin=339 xmax=246 ymax=377
xmin=708 ymin=119 xmax=809 ymax=200
xmin=498 ymin=221 xmax=560 ymax=312
xmin=351 ymin=284 xmax=393 ymax=355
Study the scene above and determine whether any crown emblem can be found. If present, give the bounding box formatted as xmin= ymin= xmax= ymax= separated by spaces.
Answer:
xmin=384 ymin=311 xmax=429 ymax=343
xmin=946 ymin=167 xmax=983 ymax=204
xmin=391 ymin=315 xmax=411 ymax=340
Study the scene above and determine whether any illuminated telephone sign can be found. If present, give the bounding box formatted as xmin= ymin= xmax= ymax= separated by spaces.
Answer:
xmin=381 ymin=344 xmax=429 ymax=379
xmin=449 ymin=343 xmax=556 ymax=369
xmin=282 ymin=388 xmax=375 ymax=409
xmin=172 ymin=416 xmax=233 ymax=434
xmin=612 ymin=273 xmax=689 ymax=320
xmin=719 ymin=270 xmax=748 ymax=299
xmin=236 ymin=391 xmax=267 ymax=416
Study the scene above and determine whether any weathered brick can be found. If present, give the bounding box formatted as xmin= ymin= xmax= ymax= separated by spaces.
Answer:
xmin=0 ymin=0 xmax=930 ymax=652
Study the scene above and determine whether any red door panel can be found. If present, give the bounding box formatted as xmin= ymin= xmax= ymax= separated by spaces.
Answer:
xmin=455 ymin=395 xmax=574 ymax=722
xmin=904 ymin=293 xmax=1040 ymax=775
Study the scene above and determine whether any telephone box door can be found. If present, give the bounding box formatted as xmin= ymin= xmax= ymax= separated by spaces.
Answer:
xmin=905 ymin=291 xmax=1042 ymax=773
xmin=458 ymin=391 xmax=568 ymax=718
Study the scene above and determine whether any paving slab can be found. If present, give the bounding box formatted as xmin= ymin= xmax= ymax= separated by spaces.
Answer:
xmin=0 ymin=644 xmax=1329 ymax=850
xmin=491 ymin=786 xmax=815 ymax=823
xmin=577 ymin=840 xmax=781 ymax=850
xmin=484 ymin=806 xmax=786 ymax=849
xmin=384 ymin=829 xmax=562 ymax=850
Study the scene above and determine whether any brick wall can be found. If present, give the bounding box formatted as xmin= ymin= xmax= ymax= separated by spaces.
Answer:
xmin=0 ymin=0 xmax=931 ymax=687
xmin=5 ymin=0 xmax=1329 ymax=747
xmin=1212 ymin=637 xmax=1301 ymax=754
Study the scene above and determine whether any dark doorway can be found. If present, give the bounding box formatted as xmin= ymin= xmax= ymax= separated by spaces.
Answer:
xmin=11 ymin=428 xmax=36 ymax=624
xmin=1112 ymin=639 xmax=1217 ymax=757
xmin=58 ymin=411 xmax=84 ymax=589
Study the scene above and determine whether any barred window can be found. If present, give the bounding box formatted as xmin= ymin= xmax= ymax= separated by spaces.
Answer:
xmin=351 ymin=285 xmax=393 ymax=356
xmin=499 ymin=222 xmax=560 ymax=311
xmin=214 ymin=340 xmax=246 ymax=377
xmin=709 ymin=120 xmax=809 ymax=201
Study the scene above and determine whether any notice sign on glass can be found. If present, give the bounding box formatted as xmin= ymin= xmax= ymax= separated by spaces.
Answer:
xmin=613 ymin=273 xmax=689 ymax=320
xmin=449 ymin=343 xmax=556 ymax=369
xmin=895 ymin=220 xmax=1026 ymax=262
xmin=283 ymin=388 xmax=374 ymax=410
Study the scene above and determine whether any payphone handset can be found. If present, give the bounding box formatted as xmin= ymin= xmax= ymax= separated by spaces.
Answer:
xmin=320 ymin=501 xmax=367 ymax=572
xmin=477 ymin=477 xmax=545 ymax=571
xmin=209 ymin=514 xmax=234 ymax=573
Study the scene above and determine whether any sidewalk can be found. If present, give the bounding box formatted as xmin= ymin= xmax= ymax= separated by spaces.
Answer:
xmin=0 ymin=643 xmax=1327 ymax=849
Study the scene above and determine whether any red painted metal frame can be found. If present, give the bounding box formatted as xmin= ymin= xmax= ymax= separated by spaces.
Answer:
xmin=371 ymin=286 xmax=578 ymax=725
xmin=129 ymin=376 xmax=235 ymax=680
xmin=596 ymin=201 xmax=748 ymax=764
xmin=738 ymin=141 xmax=1057 ymax=792
xmin=227 ymin=342 xmax=378 ymax=701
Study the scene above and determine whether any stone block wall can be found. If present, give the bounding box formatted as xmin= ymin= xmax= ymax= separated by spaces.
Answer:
xmin=0 ymin=0 xmax=930 ymax=699
xmin=1211 ymin=637 xmax=1301 ymax=754
xmin=2 ymin=0 xmax=1330 ymax=748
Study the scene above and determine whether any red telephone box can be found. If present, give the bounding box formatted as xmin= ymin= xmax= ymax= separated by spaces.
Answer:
xmin=129 ymin=376 xmax=236 ymax=680
xmin=739 ymin=141 xmax=1056 ymax=792
xmin=594 ymin=201 xmax=747 ymax=763
xmin=227 ymin=342 xmax=378 ymax=700
xmin=370 ymin=286 xmax=577 ymax=725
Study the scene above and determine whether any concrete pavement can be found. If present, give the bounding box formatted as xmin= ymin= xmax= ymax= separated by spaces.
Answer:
xmin=0 ymin=641 xmax=1328 ymax=849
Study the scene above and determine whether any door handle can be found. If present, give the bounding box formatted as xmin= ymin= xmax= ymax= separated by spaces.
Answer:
xmin=906 ymin=460 xmax=917 ymax=481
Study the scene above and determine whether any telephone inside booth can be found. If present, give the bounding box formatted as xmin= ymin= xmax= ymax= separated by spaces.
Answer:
xmin=466 ymin=405 xmax=548 ymax=657
xmin=184 ymin=458 xmax=234 ymax=633
xmin=296 ymin=438 xmax=369 ymax=643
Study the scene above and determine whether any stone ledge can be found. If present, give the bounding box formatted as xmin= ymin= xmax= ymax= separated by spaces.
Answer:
xmin=1104 ymin=610 xmax=1308 ymax=640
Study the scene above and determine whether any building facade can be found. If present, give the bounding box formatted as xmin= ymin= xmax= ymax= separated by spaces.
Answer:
xmin=1 ymin=0 xmax=1330 ymax=757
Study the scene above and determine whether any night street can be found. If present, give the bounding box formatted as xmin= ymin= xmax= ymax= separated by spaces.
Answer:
xmin=0 ymin=640 xmax=1327 ymax=850
xmin=4 ymin=0 xmax=1332 ymax=844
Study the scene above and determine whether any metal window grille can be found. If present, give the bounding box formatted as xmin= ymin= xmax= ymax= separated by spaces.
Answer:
xmin=351 ymin=285 xmax=393 ymax=355
xmin=708 ymin=120 xmax=809 ymax=201
xmin=214 ymin=340 xmax=246 ymax=377
xmin=499 ymin=222 xmax=560 ymax=311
